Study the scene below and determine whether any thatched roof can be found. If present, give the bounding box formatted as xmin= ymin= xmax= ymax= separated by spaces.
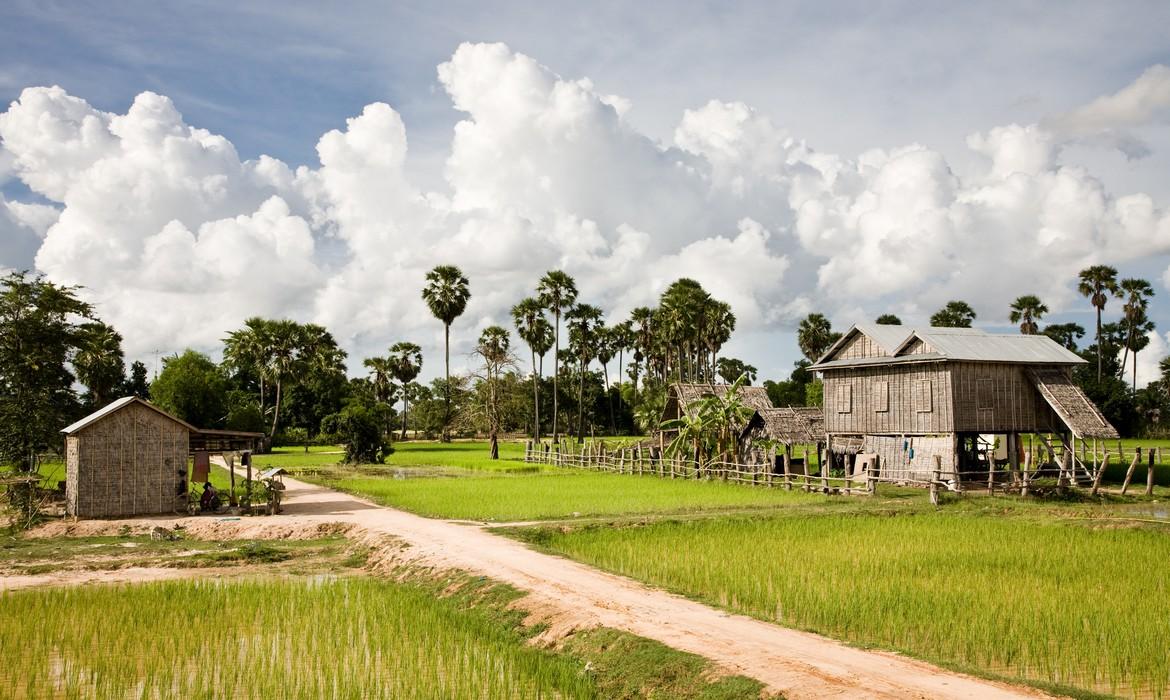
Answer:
xmin=1028 ymin=368 xmax=1119 ymax=440
xmin=740 ymin=406 xmax=824 ymax=445
xmin=666 ymin=383 xmax=773 ymax=417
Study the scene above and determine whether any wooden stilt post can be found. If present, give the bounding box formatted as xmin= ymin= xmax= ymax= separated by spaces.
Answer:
xmin=1121 ymin=448 xmax=1142 ymax=495
xmin=1090 ymin=453 xmax=1111 ymax=496
xmin=1146 ymin=447 xmax=1156 ymax=496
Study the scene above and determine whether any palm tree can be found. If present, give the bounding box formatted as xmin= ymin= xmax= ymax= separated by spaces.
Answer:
xmin=1009 ymin=295 xmax=1048 ymax=334
xmin=1160 ymin=356 xmax=1170 ymax=397
xmin=705 ymin=301 xmax=735 ymax=381
xmin=1118 ymin=278 xmax=1155 ymax=385
xmin=224 ymin=317 xmax=273 ymax=414
xmin=875 ymin=314 xmax=902 ymax=325
xmin=566 ymin=303 xmax=603 ymax=442
xmin=1078 ymin=265 xmax=1120 ymax=381
xmin=536 ymin=270 xmax=577 ymax=440
xmin=388 ymin=342 xmax=423 ymax=439
xmin=595 ymin=325 xmax=618 ymax=434
xmin=422 ymin=265 xmax=471 ymax=441
xmin=797 ymin=313 xmax=839 ymax=362
xmin=930 ymin=301 xmax=977 ymax=328
xmin=629 ymin=307 xmax=654 ymax=416
xmin=474 ymin=326 xmax=511 ymax=459
xmin=264 ymin=319 xmax=303 ymax=437
xmin=511 ymin=297 xmax=548 ymax=440
xmin=73 ymin=322 xmax=125 ymax=406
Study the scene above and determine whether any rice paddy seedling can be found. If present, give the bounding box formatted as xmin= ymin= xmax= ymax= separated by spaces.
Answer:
xmin=0 ymin=577 xmax=596 ymax=699
xmin=320 ymin=469 xmax=815 ymax=521
xmin=539 ymin=513 xmax=1170 ymax=698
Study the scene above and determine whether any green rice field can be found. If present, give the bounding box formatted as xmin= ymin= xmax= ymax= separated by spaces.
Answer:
xmin=0 ymin=577 xmax=594 ymax=699
xmin=533 ymin=512 xmax=1170 ymax=698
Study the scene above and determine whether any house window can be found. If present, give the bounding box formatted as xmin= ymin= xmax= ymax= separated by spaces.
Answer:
xmin=873 ymin=380 xmax=889 ymax=413
xmin=837 ymin=383 xmax=852 ymax=414
xmin=914 ymin=379 xmax=933 ymax=413
xmin=977 ymin=378 xmax=993 ymax=410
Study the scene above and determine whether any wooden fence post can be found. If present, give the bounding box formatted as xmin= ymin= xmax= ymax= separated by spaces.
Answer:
xmin=930 ymin=455 xmax=941 ymax=506
xmin=782 ymin=453 xmax=792 ymax=491
xmin=867 ymin=455 xmax=878 ymax=495
xmin=1020 ymin=451 xmax=1032 ymax=497
xmin=1121 ymin=448 xmax=1142 ymax=495
xmin=821 ymin=450 xmax=830 ymax=493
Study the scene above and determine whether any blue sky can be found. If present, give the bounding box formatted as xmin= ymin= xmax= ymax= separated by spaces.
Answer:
xmin=2 ymin=1 xmax=1170 ymax=382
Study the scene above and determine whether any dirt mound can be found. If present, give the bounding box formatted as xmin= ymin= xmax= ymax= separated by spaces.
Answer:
xmin=28 ymin=517 xmax=352 ymax=542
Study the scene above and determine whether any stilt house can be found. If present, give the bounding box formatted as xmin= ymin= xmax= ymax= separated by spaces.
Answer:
xmin=809 ymin=325 xmax=1118 ymax=482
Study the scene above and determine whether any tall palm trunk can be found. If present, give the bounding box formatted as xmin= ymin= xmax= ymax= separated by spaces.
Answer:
xmin=531 ymin=348 xmax=539 ymax=440
xmin=553 ymin=311 xmax=560 ymax=441
xmin=536 ymin=354 xmax=544 ymax=440
xmin=270 ymin=380 xmax=282 ymax=436
xmin=579 ymin=363 xmax=587 ymax=441
xmin=602 ymin=360 xmax=616 ymax=435
xmin=400 ymin=395 xmax=409 ymax=440
xmin=489 ymin=371 xmax=499 ymax=459
xmin=1095 ymin=303 xmax=1103 ymax=381
xmin=443 ymin=323 xmax=451 ymax=442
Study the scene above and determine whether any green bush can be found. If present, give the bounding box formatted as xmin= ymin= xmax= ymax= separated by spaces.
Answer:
xmin=321 ymin=402 xmax=393 ymax=464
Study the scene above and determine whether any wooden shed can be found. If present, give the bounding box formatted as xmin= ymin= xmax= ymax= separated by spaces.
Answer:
xmin=810 ymin=324 xmax=1118 ymax=483
xmin=62 ymin=397 xmax=194 ymax=517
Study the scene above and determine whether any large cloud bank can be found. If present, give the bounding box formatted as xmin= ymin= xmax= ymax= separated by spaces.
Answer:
xmin=1 ymin=43 xmax=1169 ymax=377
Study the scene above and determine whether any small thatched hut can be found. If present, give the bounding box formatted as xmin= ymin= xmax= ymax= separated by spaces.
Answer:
xmin=658 ymin=382 xmax=775 ymax=452
xmin=62 ymin=397 xmax=194 ymax=517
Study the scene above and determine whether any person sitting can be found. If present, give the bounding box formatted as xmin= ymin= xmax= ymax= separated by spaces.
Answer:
xmin=199 ymin=482 xmax=221 ymax=512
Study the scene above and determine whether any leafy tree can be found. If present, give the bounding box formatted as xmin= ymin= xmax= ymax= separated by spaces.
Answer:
xmin=566 ymin=303 xmax=603 ymax=442
xmin=321 ymin=399 xmax=392 ymax=464
xmin=595 ymin=325 xmax=619 ymax=434
xmin=0 ymin=272 xmax=94 ymax=478
xmin=536 ymin=270 xmax=578 ymax=439
xmin=1078 ymin=265 xmax=1120 ymax=380
xmin=1043 ymin=322 xmax=1085 ymax=351
xmin=875 ymin=314 xmax=902 ymax=325
xmin=930 ymin=300 xmax=976 ymax=328
xmin=472 ymin=326 xmax=514 ymax=459
xmin=73 ymin=321 xmax=125 ymax=407
xmin=150 ymin=350 xmax=227 ymax=428
xmin=422 ymin=265 xmax=471 ymax=441
xmin=388 ymin=342 xmax=423 ymax=439
xmin=124 ymin=360 xmax=151 ymax=399
xmin=716 ymin=357 xmax=757 ymax=385
xmin=224 ymin=390 xmax=265 ymax=433
xmin=1008 ymin=295 xmax=1047 ymax=334
xmin=797 ymin=313 xmax=840 ymax=362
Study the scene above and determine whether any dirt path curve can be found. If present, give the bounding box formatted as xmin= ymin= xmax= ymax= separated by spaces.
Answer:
xmin=27 ymin=472 xmax=1052 ymax=700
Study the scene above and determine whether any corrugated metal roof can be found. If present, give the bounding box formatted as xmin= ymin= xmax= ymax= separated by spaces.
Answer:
xmin=812 ymin=353 xmax=948 ymax=370
xmin=898 ymin=331 xmax=1086 ymax=364
xmin=62 ymin=396 xmax=197 ymax=434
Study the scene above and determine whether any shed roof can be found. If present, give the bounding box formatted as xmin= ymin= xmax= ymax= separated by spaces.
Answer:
xmin=667 ymin=383 xmax=774 ymax=416
xmin=62 ymin=396 xmax=197 ymax=435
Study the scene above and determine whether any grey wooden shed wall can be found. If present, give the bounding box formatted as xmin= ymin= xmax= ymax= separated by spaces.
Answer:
xmin=822 ymin=363 xmax=954 ymax=435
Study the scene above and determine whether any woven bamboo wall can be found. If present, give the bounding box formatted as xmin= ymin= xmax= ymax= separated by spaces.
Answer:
xmin=67 ymin=403 xmax=189 ymax=517
xmin=823 ymin=363 xmax=953 ymax=434
xmin=950 ymin=362 xmax=1064 ymax=433
xmin=863 ymin=434 xmax=954 ymax=481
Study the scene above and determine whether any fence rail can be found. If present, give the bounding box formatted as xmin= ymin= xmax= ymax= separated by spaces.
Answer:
xmin=524 ymin=439 xmax=1162 ymax=500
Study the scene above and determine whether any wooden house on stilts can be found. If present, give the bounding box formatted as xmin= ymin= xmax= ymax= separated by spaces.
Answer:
xmin=809 ymin=325 xmax=1118 ymax=484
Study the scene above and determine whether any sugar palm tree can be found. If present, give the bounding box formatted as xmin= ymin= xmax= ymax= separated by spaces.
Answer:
xmin=705 ymin=301 xmax=735 ymax=382
xmin=73 ymin=321 xmax=125 ymax=407
xmin=566 ymin=303 xmax=603 ymax=442
xmin=511 ymin=297 xmax=548 ymax=440
xmin=388 ymin=342 xmax=423 ymax=439
xmin=930 ymin=301 xmax=976 ymax=328
xmin=363 ymin=356 xmax=396 ymax=436
xmin=224 ymin=317 xmax=273 ymax=414
xmin=536 ymin=270 xmax=577 ymax=440
xmin=422 ymin=265 xmax=471 ymax=441
xmin=1118 ymin=278 xmax=1155 ymax=385
xmin=797 ymin=313 xmax=839 ymax=362
xmin=595 ymin=325 xmax=618 ymax=434
xmin=1078 ymin=265 xmax=1120 ymax=381
xmin=1009 ymin=295 xmax=1048 ymax=335
xmin=629 ymin=307 xmax=654 ymax=415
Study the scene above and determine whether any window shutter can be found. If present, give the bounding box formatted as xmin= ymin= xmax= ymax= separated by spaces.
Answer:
xmin=874 ymin=380 xmax=889 ymax=413
xmin=837 ymin=383 xmax=852 ymax=413
xmin=914 ymin=379 xmax=933 ymax=413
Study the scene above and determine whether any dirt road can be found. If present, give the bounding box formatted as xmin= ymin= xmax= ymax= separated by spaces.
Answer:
xmin=27 ymin=474 xmax=1051 ymax=699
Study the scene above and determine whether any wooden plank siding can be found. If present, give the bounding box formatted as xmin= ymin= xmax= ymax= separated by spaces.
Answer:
xmin=902 ymin=338 xmax=933 ymax=355
xmin=822 ymin=362 xmax=953 ymax=434
xmin=949 ymin=362 xmax=1065 ymax=433
xmin=836 ymin=333 xmax=887 ymax=359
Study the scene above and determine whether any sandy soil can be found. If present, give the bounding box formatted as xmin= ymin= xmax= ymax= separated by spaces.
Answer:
xmin=0 ymin=566 xmax=245 ymax=591
xmin=20 ymin=473 xmax=1052 ymax=700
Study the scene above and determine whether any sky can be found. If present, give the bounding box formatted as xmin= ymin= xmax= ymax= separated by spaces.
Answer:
xmin=2 ymin=1 xmax=1170 ymax=386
